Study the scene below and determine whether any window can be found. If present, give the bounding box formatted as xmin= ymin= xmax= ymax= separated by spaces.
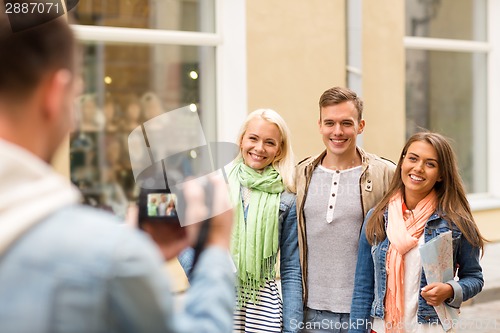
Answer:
xmin=69 ymin=0 xmax=246 ymax=218
xmin=74 ymin=0 xmax=215 ymax=32
xmin=404 ymin=0 xmax=500 ymax=204
xmin=405 ymin=49 xmax=487 ymax=193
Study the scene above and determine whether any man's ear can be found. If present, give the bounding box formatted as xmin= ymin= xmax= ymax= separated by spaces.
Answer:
xmin=41 ymin=69 xmax=72 ymax=120
xmin=358 ymin=119 xmax=365 ymax=134
xmin=142 ymin=222 xmax=190 ymax=260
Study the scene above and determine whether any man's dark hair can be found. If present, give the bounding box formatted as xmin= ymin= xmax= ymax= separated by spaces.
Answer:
xmin=0 ymin=4 xmax=76 ymax=101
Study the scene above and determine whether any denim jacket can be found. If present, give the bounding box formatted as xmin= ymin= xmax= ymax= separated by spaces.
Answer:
xmin=349 ymin=209 xmax=483 ymax=333
xmin=0 ymin=205 xmax=235 ymax=333
xmin=295 ymin=148 xmax=395 ymax=303
xmin=179 ymin=191 xmax=303 ymax=333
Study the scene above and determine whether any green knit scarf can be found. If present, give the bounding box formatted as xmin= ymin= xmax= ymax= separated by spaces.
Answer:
xmin=227 ymin=159 xmax=284 ymax=305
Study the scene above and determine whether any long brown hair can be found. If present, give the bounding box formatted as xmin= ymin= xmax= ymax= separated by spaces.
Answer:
xmin=366 ymin=132 xmax=486 ymax=252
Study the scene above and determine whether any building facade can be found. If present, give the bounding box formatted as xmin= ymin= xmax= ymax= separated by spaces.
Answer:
xmin=54 ymin=0 xmax=500 ymax=242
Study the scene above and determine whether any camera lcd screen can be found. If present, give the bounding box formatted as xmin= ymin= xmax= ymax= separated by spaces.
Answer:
xmin=146 ymin=193 xmax=178 ymax=217
xmin=138 ymin=187 xmax=182 ymax=227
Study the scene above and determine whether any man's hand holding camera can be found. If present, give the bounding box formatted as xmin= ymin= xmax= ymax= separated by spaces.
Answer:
xmin=129 ymin=175 xmax=233 ymax=260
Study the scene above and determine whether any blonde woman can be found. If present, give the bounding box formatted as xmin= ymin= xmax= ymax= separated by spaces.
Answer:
xmin=180 ymin=109 xmax=303 ymax=333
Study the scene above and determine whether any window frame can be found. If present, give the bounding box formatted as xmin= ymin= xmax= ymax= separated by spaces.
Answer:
xmin=70 ymin=0 xmax=247 ymax=144
xmin=403 ymin=0 xmax=500 ymax=211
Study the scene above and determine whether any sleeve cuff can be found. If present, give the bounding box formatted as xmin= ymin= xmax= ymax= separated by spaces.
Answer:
xmin=193 ymin=246 xmax=236 ymax=279
xmin=445 ymin=280 xmax=463 ymax=308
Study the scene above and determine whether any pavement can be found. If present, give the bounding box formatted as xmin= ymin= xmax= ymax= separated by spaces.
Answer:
xmin=454 ymin=241 xmax=500 ymax=332
xmin=459 ymin=299 xmax=500 ymax=332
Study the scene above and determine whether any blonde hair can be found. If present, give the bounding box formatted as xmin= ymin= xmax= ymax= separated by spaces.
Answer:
xmin=236 ymin=109 xmax=296 ymax=193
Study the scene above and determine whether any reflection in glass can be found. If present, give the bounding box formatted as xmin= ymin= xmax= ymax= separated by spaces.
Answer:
xmin=70 ymin=43 xmax=216 ymax=218
xmin=406 ymin=49 xmax=487 ymax=193
xmin=405 ymin=0 xmax=486 ymax=41
xmin=72 ymin=0 xmax=215 ymax=33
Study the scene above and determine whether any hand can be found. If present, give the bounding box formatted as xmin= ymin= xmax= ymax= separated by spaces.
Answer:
xmin=125 ymin=203 xmax=139 ymax=228
xmin=182 ymin=174 xmax=233 ymax=250
xmin=132 ymin=174 xmax=233 ymax=260
xmin=126 ymin=202 xmax=193 ymax=260
xmin=420 ymin=282 xmax=454 ymax=306
xmin=203 ymin=175 xmax=233 ymax=250
xmin=142 ymin=220 xmax=190 ymax=260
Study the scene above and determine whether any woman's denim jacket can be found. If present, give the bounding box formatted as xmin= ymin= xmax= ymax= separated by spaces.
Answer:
xmin=349 ymin=208 xmax=483 ymax=333
xmin=178 ymin=191 xmax=303 ymax=333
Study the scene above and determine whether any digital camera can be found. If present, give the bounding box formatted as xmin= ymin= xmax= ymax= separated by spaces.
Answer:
xmin=137 ymin=187 xmax=183 ymax=228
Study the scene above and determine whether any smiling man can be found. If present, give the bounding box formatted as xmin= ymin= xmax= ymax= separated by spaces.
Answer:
xmin=295 ymin=86 xmax=396 ymax=332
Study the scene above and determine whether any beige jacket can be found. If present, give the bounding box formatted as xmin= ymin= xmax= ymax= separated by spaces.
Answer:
xmin=295 ymin=147 xmax=396 ymax=304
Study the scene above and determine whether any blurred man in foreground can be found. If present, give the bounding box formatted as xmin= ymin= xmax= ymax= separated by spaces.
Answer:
xmin=0 ymin=4 xmax=234 ymax=332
